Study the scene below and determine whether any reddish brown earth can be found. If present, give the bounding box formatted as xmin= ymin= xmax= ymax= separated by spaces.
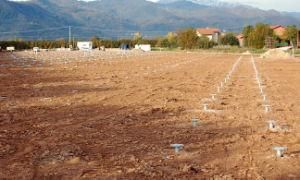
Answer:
xmin=0 ymin=51 xmax=299 ymax=179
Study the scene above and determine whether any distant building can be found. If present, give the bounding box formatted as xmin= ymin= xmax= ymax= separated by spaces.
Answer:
xmin=236 ymin=34 xmax=244 ymax=47
xmin=135 ymin=44 xmax=151 ymax=52
xmin=120 ymin=44 xmax=130 ymax=50
xmin=270 ymin=25 xmax=286 ymax=39
xmin=196 ymin=28 xmax=221 ymax=43
xmin=6 ymin=47 xmax=15 ymax=52
xmin=77 ymin=41 xmax=93 ymax=51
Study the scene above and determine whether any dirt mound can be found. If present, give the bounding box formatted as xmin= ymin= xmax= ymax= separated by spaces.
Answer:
xmin=260 ymin=48 xmax=291 ymax=59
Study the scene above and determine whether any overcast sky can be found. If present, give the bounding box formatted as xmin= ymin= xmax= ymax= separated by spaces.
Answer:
xmin=149 ymin=0 xmax=300 ymax=12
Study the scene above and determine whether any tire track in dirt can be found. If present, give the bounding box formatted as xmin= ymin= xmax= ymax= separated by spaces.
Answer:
xmin=213 ymin=55 xmax=264 ymax=178
xmin=196 ymin=55 xmax=300 ymax=178
xmin=251 ymin=56 xmax=300 ymax=178
xmin=177 ymin=55 xmax=268 ymax=178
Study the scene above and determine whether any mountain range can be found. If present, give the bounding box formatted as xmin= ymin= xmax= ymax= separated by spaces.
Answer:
xmin=0 ymin=0 xmax=300 ymax=40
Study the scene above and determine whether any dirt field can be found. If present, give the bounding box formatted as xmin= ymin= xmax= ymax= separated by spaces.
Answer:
xmin=0 ymin=50 xmax=299 ymax=179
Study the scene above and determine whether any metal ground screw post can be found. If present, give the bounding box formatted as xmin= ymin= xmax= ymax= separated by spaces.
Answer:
xmin=171 ymin=144 xmax=184 ymax=153
xmin=273 ymin=147 xmax=287 ymax=158
xmin=263 ymin=104 xmax=271 ymax=113
xmin=203 ymin=104 xmax=208 ymax=111
xmin=192 ymin=118 xmax=199 ymax=127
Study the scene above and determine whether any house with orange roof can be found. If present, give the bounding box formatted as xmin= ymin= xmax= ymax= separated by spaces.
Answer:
xmin=270 ymin=25 xmax=286 ymax=39
xmin=196 ymin=28 xmax=221 ymax=43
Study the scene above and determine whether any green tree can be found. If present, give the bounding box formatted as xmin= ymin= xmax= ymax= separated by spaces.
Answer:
xmin=284 ymin=25 xmax=298 ymax=47
xmin=244 ymin=23 xmax=273 ymax=49
xmin=91 ymin=36 xmax=101 ymax=48
xmin=197 ymin=36 xmax=215 ymax=49
xmin=177 ymin=28 xmax=198 ymax=49
xmin=166 ymin=32 xmax=178 ymax=48
xmin=221 ymin=33 xmax=239 ymax=46
xmin=156 ymin=37 xmax=169 ymax=48
xmin=133 ymin=32 xmax=143 ymax=45
xmin=242 ymin=25 xmax=254 ymax=47
xmin=56 ymin=38 xmax=66 ymax=48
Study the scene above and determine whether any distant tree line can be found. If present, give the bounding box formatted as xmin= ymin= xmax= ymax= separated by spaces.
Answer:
xmin=155 ymin=28 xmax=217 ymax=49
xmin=0 ymin=38 xmax=157 ymax=50
xmin=243 ymin=23 xmax=298 ymax=49
xmin=0 ymin=28 xmax=235 ymax=50
xmin=0 ymin=39 xmax=69 ymax=50
xmin=90 ymin=36 xmax=157 ymax=49
xmin=0 ymin=24 xmax=298 ymax=50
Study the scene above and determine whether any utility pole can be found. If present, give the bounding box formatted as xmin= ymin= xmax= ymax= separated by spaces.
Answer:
xmin=68 ymin=26 xmax=71 ymax=48
xmin=73 ymin=36 xmax=75 ymax=49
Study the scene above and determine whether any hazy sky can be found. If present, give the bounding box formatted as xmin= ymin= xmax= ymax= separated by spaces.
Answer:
xmin=9 ymin=0 xmax=300 ymax=12
xmin=218 ymin=0 xmax=300 ymax=12
xmin=149 ymin=0 xmax=300 ymax=12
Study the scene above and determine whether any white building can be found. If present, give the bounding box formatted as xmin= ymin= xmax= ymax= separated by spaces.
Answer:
xmin=33 ymin=47 xmax=40 ymax=52
xmin=135 ymin=44 xmax=151 ymax=52
xmin=77 ymin=41 xmax=93 ymax=51
xmin=6 ymin=46 xmax=15 ymax=52
xmin=196 ymin=28 xmax=221 ymax=43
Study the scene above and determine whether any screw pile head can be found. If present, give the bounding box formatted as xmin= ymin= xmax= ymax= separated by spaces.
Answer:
xmin=171 ymin=144 xmax=184 ymax=153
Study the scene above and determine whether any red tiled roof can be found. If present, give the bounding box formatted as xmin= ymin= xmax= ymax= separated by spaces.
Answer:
xmin=197 ymin=28 xmax=220 ymax=35
xmin=270 ymin=25 xmax=285 ymax=30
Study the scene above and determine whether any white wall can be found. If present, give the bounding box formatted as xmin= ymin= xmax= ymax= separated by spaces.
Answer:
xmin=197 ymin=33 xmax=213 ymax=41
xmin=77 ymin=42 xmax=93 ymax=51
xmin=135 ymin=44 xmax=151 ymax=52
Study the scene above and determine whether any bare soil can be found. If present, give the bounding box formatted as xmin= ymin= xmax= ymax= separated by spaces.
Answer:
xmin=0 ymin=51 xmax=299 ymax=179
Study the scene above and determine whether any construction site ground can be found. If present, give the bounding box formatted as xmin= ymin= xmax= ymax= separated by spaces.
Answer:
xmin=0 ymin=51 xmax=299 ymax=179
